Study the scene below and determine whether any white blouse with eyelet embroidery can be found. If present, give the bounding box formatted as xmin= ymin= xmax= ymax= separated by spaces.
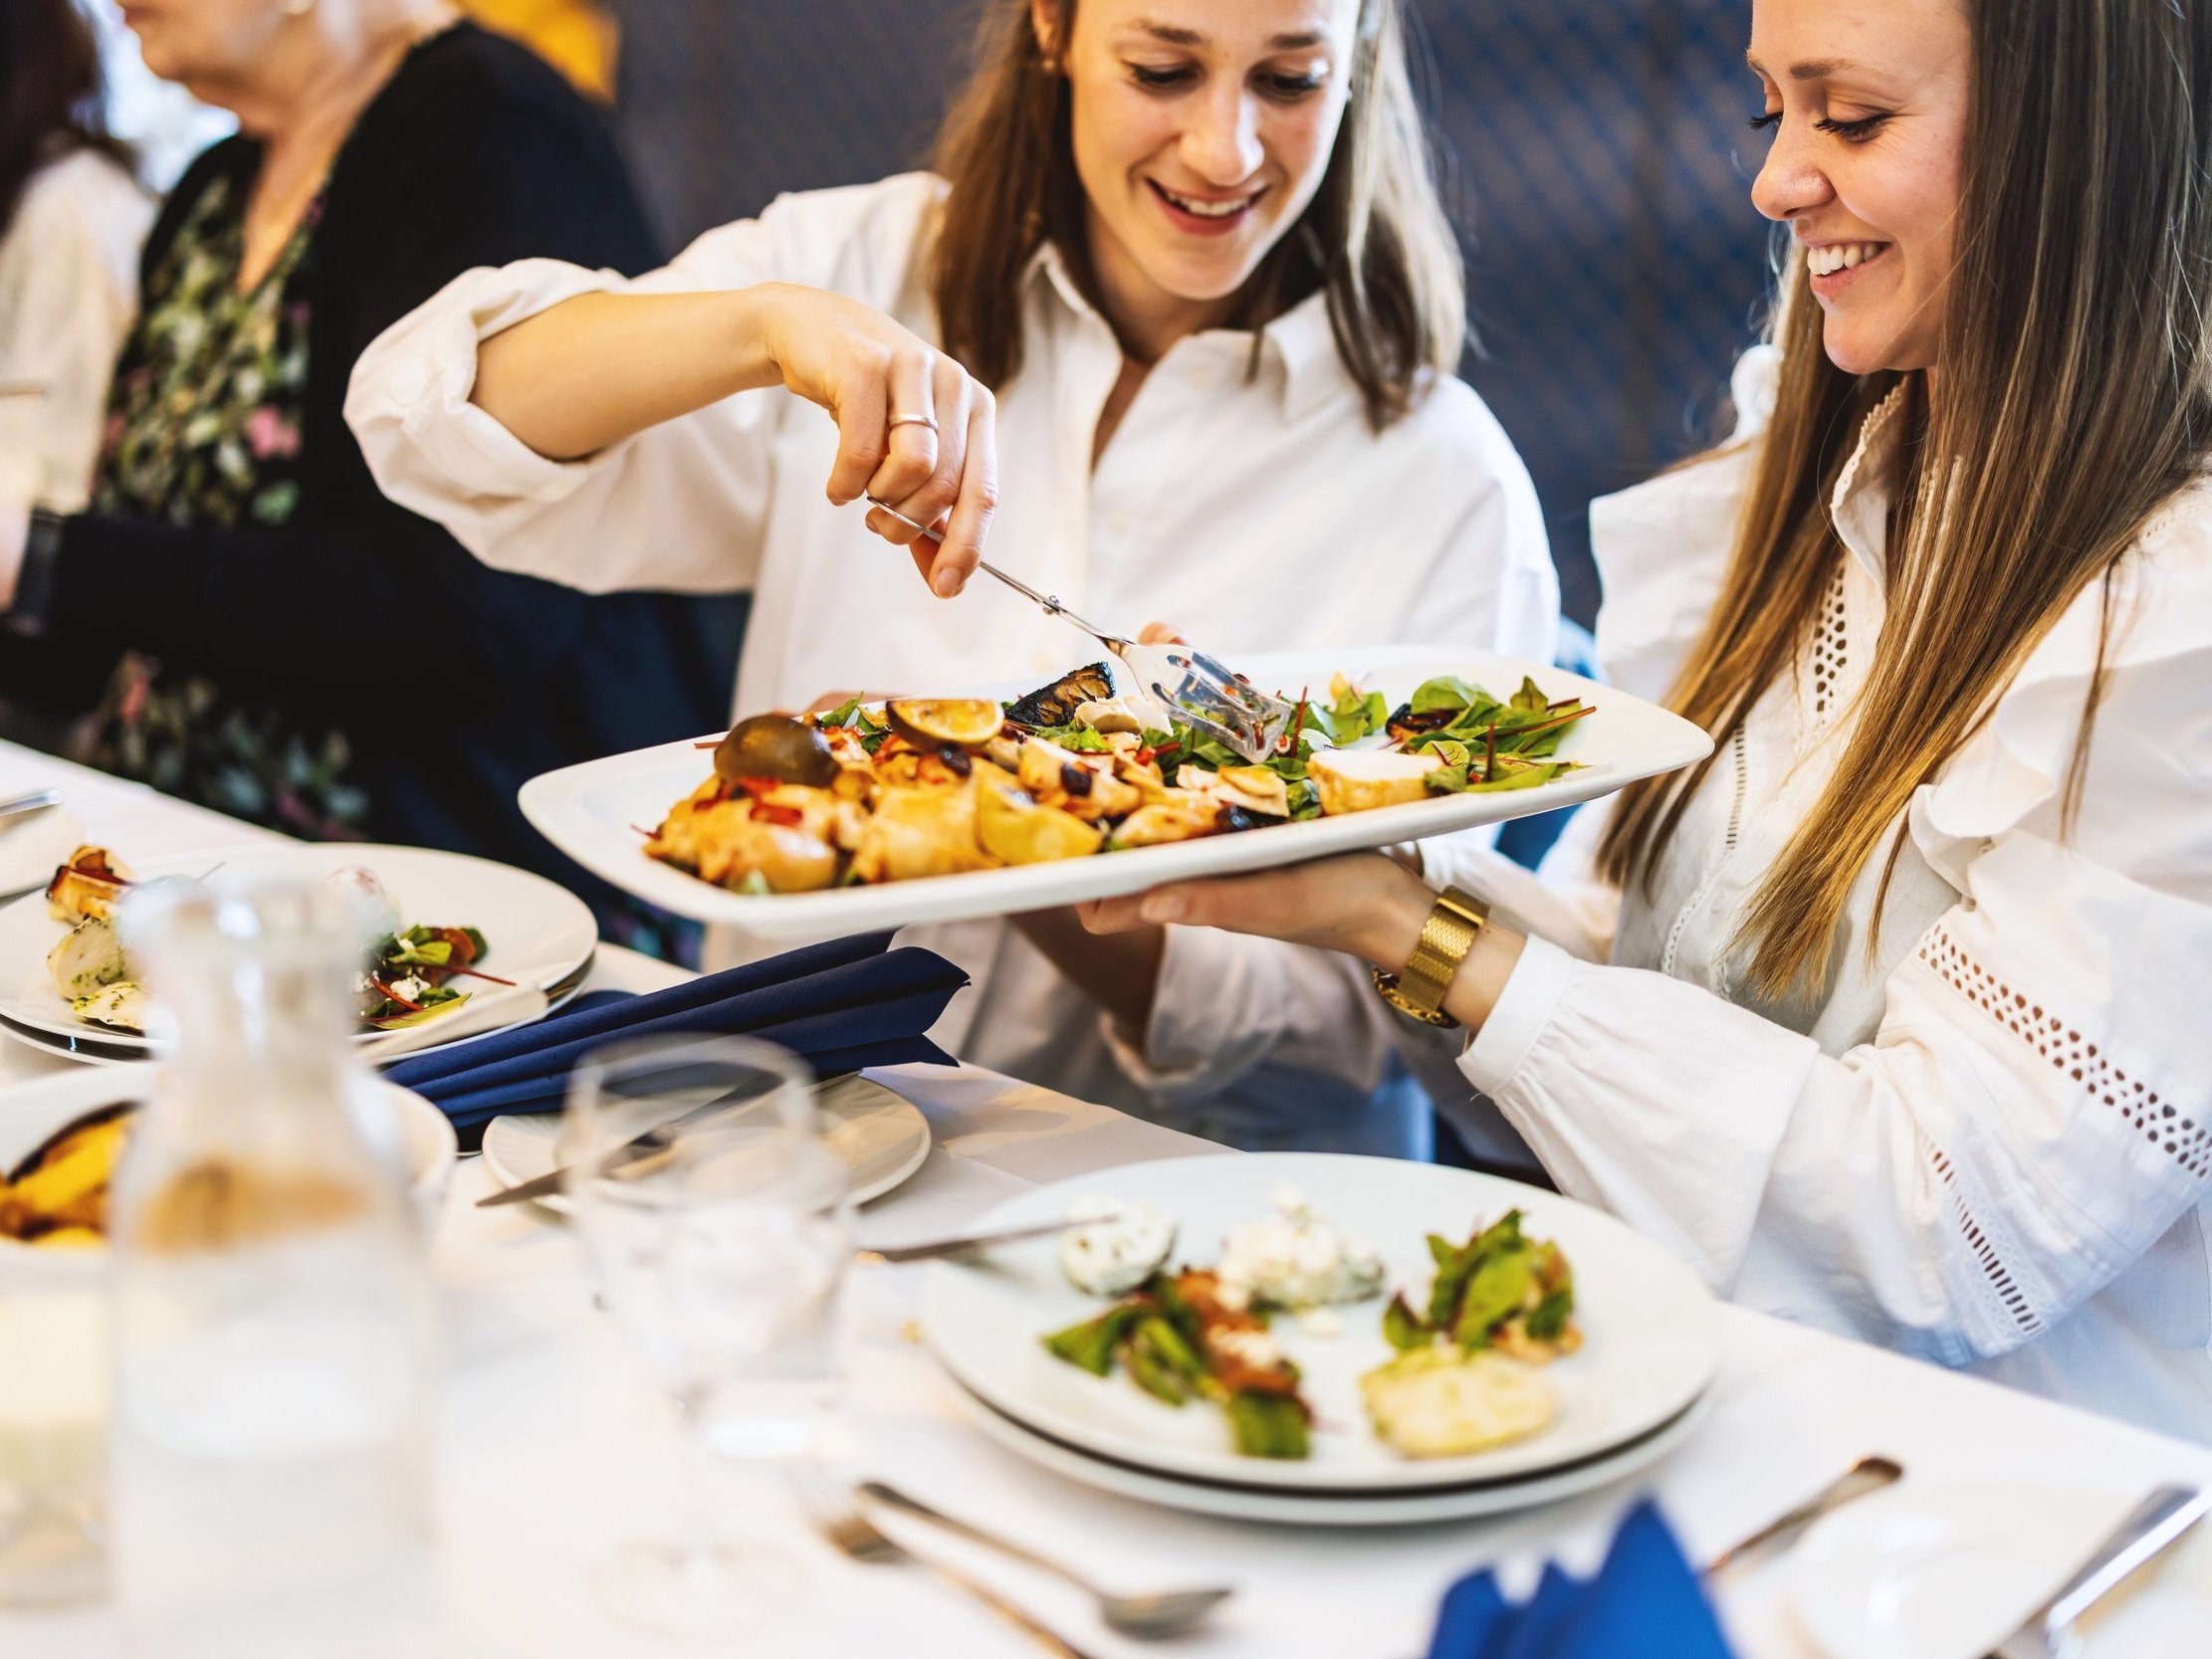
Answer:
xmin=1431 ymin=346 xmax=2212 ymax=1440
xmin=1130 ymin=343 xmax=2212 ymax=1436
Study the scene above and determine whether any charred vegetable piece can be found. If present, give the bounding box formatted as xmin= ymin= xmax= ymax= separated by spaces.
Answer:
xmin=884 ymin=699 xmax=1002 ymax=748
xmin=1225 ymin=1389 xmax=1312 ymax=1460
xmin=1042 ymin=1300 xmax=1152 ymax=1376
xmin=1003 ymin=662 xmax=1116 ymax=728
xmin=713 ymin=715 xmax=839 ymax=789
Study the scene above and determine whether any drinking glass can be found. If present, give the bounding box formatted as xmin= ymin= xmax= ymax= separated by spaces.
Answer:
xmin=559 ymin=1035 xmax=850 ymax=1632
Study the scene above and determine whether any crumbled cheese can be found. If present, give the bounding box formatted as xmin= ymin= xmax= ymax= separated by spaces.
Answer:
xmin=1207 ymin=1325 xmax=1284 ymax=1371
xmin=1059 ymin=1196 xmax=1177 ymax=1297
xmin=1217 ymin=1183 xmax=1385 ymax=1312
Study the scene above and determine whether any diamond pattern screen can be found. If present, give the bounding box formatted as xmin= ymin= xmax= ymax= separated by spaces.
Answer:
xmin=606 ymin=0 xmax=1774 ymax=626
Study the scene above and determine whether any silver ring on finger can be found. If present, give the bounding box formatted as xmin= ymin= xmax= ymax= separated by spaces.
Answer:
xmin=864 ymin=494 xmax=933 ymax=535
xmin=887 ymin=412 xmax=939 ymax=432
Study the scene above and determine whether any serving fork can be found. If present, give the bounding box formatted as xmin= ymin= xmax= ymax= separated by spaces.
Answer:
xmin=865 ymin=496 xmax=1300 ymax=763
xmin=786 ymin=1457 xmax=1103 ymax=1658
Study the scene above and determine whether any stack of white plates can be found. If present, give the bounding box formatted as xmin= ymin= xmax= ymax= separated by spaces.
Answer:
xmin=923 ymin=1152 xmax=1719 ymax=1526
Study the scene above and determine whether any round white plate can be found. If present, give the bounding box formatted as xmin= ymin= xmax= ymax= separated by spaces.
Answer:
xmin=0 ymin=842 xmax=595 ymax=1064
xmin=0 ymin=1062 xmax=457 ymax=1242
xmin=923 ymin=1152 xmax=1719 ymax=1496
xmin=0 ymin=806 xmax=85 ymax=900
xmin=1792 ymin=1481 xmax=2212 ymax=1659
xmin=950 ymin=1371 xmax=1708 ymax=1526
xmin=480 ymin=1072 xmax=933 ymax=1209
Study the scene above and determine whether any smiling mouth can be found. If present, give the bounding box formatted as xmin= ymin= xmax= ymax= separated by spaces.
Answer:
xmin=1807 ymin=241 xmax=1890 ymax=278
xmin=1148 ymin=180 xmax=1266 ymax=221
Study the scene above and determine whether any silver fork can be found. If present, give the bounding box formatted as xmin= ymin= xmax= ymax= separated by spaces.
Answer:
xmin=865 ymin=497 xmax=1300 ymax=762
xmin=786 ymin=1457 xmax=1104 ymax=1659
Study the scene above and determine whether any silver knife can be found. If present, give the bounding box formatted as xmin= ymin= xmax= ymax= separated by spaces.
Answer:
xmin=478 ymin=1071 xmax=862 ymax=1208
xmin=1989 ymin=1483 xmax=2209 ymax=1659
xmin=856 ymin=1216 xmax=1120 ymax=1265
xmin=0 ymin=788 xmax=63 ymax=828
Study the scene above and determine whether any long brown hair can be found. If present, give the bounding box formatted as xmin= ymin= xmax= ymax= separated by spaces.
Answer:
xmin=930 ymin=0 xmax=1465 ymax=432
xmin=1599 ymin=0 xmax=2212 ymax=999
xmin=0 ymin=0 xmax=133 ymax=237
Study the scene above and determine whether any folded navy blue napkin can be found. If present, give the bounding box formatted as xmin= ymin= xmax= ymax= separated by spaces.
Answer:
xmin=383 ymin=931 xmax=968 ymax=1147
xmin=1427 ymin=1500 xmax=1735 ymax=1659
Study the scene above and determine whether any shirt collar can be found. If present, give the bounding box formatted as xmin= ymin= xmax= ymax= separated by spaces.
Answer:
xmin=1022 ymin=241 xmax=1343 ymax=421
xmin=1829 ymin=380 xmax=1913 ymax=590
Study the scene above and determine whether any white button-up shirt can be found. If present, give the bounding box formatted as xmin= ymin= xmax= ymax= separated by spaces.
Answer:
xmin=344 ymin=171 xmax=1558 ymax=1137
xmin=1142 ymin=347 xmax=2212 ymax=1438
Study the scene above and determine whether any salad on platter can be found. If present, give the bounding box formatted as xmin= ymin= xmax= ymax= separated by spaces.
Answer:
xmin=41 ymin=846 xmax=499 ymax=1035
xmin=644 ymin=662 xmax=1591 ymax=896
xmin=1040 ymin=1185 xmax=1583 ymax=1462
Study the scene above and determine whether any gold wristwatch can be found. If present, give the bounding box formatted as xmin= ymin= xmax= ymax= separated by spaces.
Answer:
xmin=1370 ymin=886 xmax=1489 ymax=1027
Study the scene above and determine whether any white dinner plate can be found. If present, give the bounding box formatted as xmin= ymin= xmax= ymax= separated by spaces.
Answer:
xmin=949 ymin=1371 xmax=1709 ymax=1527
xmin=0 ymin=806 xmax=85 ymax=900
xmin=0 ymin=1063 xmax=458 ymax=1241
xmin=1790 ymin=1481 xmax=2212 ymax=1659
xmin=922 ymin=1152 xmax=1719 ymax=1496
xmin=479 ymin=1072 xmax=933 ymax=1210
xmin=518 ymin=643 xmax=1713 ymax=941
xmin=0 ymin=842 xmax=596 ymax=1066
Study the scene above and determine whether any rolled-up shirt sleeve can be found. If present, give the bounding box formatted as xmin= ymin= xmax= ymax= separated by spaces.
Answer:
xmin=346 ymin=175 xmax=940 ymax=595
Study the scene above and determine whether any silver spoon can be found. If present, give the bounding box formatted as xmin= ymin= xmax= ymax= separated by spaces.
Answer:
xmin=858 ymin=1478 xmax=1233 ymax=1639
xmin=1705 ymin=1454 xmax=1905 ymax=1574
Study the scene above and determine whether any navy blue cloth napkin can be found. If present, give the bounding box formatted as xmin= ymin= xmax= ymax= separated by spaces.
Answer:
xmin=1427 ymin=1500 xmax=1736 ymax=1659
xmin=384 ymin=931 xmax=967 ymax=1147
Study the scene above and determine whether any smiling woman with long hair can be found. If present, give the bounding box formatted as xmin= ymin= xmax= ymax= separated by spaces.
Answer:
xmin=349 ymin=0 xmax=1557 ymax=1141
xmin=1072 ymin=0 xmax=2212 ymax=1438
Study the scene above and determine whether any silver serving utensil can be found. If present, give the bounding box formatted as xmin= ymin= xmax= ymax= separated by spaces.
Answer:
xmin=1705 ymin=1454 xmax=1904 ymax=1574
xmin=788 ymin=1459 xmax=1103 ymax=1659
xmin=1987 ymin=1483 xmax=2210 ymax=1659
xmin=865 ymin=497 xmax=1299 ymax=763
xmin=855 ymin=1215 xmax=1122 ymax=1267
xmin=0 ymin=787 xmax=64 ymax=828
xmin=859 ymin=1479 xmax=1231 ymax=1638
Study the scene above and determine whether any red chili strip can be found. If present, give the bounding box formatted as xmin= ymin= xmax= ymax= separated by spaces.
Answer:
xmin=369 ymin=977 xmax=425 ymax=1013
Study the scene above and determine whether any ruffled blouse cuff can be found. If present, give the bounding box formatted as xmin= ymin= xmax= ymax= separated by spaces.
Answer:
xmin=1457 ymin=933 xmax=1578 ymax=1097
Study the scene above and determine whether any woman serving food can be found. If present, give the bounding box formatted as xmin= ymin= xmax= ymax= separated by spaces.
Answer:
xmin=347 ymin=0 xmax=1558 ymax=1145
xmin=1073 ymin=0 xmax=2212 ymax=1440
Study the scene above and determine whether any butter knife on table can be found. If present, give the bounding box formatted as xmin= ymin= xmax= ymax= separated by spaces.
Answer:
xmin=0 ymin=788 xmax=64 ymax=829
xmin=1988 ymin=1483 xmax=2209 ymax=1659
xmin=477 ymin=1071 xmax=864 ymax=1208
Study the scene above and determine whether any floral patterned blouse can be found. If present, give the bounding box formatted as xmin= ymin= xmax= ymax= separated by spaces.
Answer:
xmin=86 ymin=168 xmax=367 ymax=840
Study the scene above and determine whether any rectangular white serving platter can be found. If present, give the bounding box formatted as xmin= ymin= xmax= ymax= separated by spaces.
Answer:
xmin=518 ymin=643 xmax=1712 ymax=941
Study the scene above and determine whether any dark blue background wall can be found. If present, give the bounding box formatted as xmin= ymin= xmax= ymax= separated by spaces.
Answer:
xmin=607 ymin=0 xmax=1774 ymax=629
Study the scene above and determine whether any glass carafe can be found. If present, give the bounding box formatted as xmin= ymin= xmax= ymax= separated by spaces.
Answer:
xmin=106 ymin=877 xmax=440 ymax=1659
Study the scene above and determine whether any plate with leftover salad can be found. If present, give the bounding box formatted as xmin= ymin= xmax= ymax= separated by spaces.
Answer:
xmin=921 ymin=1151 xmax=1718 ymax=1495
xmin=0 ymin=843 xmax=596 ymax=1064
xmin=517 ymin=643 xmax=1712 ymax=940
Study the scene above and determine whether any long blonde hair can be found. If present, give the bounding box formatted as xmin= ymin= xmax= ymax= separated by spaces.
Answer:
xmin=1600 ymin=0 xmax=2212 ymax=999
xmin=929 ymin=0 xmax=1465 ymax=432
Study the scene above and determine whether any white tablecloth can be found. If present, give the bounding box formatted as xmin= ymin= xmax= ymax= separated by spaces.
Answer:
xmin=5 ymin=740 xmax=2211 ymax=1659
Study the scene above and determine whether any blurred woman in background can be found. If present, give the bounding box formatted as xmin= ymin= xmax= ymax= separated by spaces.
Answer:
xmin=0 ymin=0 xmax=151 ymax=515
xmin=0 ymin=0 xmax=734 ymax=945
xmin=350 ymin=0 xmax=1559 ymax=1148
